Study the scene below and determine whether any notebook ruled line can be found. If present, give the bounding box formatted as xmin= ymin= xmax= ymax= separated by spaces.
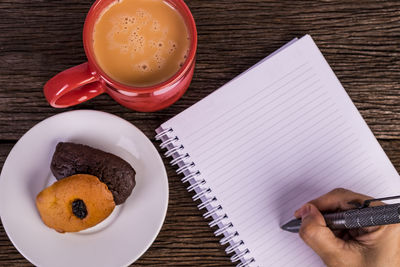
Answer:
xmin=364 ymin=178 xmax=386 ymax=197
xmin=347 ymin=170 xmax=381 ymax=194
xmin=194 ymin=88 xmax=326 ymax=169
xmin=268 ymin=242 xmax=312 ymax=267
xmin=204 ymin=106 xmax=341 ymax=182
xmin=243 ymin=163 xmax=377 ymax=247
xmin=209 ymin=117 xmax=350 ymax=194
xmin=211 ymin=122 xmax=350 ymax=201
xmin=198 ymin=87 xmax=333 ymax=171
xmin=221 ymin=138 xmax=363 ymax=211
xmin=230 ymin=143 xmax=368 ymax=226
xmin=251 ymin=169 xmax=380 ymax=262
xmin=271 ymin=155 xmax=372 ymax=223
xmin=184 ymin=63 xmax=310 ymax=142
xmin=275 ymin=249 xmax=312 ymax=267
xmin=191 ymin=77 xmax=321 ymax=156
xmin=226 ymin=135 xmax=359 ymax=225
xmin=348 ymin=164 xmax=379 ymax=189
xmin=245 ymin=166 xmax=378 ymax=253
xmin=199 ymin=91 xmax=333 ymax=176
xmin=269 ymin=238 xmax=315 ymax=266
xmin=261 ymin=229 xmax=310 ymax=256
xmin=199 ymin=100 xmax=335 ymax=178
xmin=249 ymin=163 xmax=376 ymax=244
xmin=209 ymin=117 xmax=345 ymax=196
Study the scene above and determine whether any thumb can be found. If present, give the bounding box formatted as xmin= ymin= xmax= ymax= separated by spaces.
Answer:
xmin=298 ymin=204 xmax=343 ymax=260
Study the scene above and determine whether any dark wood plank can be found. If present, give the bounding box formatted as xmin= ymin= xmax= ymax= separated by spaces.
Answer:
xmin=0 ymin=0 xmax=399 ymax=266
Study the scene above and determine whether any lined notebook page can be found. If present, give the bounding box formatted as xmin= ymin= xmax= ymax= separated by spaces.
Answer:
xmin=160 ymin=35 xmax=400 ymax=266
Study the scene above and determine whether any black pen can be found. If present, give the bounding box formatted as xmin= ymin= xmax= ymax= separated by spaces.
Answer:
xmin=281 ymin=198 xmax=400 ymax=233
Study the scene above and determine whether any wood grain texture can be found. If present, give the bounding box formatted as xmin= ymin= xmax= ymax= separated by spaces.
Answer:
xmin=0 ymin=0 xmax=399 ymax=266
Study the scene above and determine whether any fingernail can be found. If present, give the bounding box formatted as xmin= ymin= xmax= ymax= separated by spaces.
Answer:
xmin=299 ymin=204 xmax=311 ymax=219
xmin=294 ymin=208 xmax=301 ymax=217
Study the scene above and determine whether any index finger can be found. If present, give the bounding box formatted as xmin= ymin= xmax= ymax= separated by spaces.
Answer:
xmin=295 ymin=188 xmax=382 ymax=218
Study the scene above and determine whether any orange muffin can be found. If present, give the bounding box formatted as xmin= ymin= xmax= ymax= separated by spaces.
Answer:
xmin=36 ymin=174 xmax=115 ymax=233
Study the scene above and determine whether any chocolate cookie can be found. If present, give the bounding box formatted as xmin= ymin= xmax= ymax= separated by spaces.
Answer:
xmin=50 ymin=142 xmax=136 ymax=205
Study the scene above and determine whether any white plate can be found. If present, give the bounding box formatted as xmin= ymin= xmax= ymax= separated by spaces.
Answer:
xmin=0 ymin=110 xmax=168 ymax=267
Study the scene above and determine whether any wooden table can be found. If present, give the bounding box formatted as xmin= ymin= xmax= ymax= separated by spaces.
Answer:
xmin=1 ymin=0 xmax=399 ymax=266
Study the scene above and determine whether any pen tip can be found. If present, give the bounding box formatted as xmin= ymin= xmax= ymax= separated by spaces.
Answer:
xmin=281 ymin=219 xmax=302 ymax=233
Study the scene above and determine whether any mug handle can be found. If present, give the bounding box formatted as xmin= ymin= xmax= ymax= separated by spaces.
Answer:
xmin=44 ymin=62 xmax=106 ymax=108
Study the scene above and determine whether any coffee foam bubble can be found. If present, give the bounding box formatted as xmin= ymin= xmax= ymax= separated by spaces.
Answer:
xmin=149 ymin=40 xmax=157 ymax=48
xmin=153 ymin=52 xmax=166 ymax=70
xmin=136 ymin=9 xmax=146 ymax=18
xmin=123 ymin=16 xmax=135 ymax=25
xmin=179 ymin=49 xmax=189 ymax=67
xmin=136 ymin=9 xmax=151 ymax=25
xmin=136 ymin=62 xmax=151 ymax=72
xmin=167 ymin=40 xmax=177 ymax=55
xmin=128 ymin=31 xmax=145 ymax=51
xmin=121 ymin=44 xmax=129 ymax=54
xmin=152 ymin=20 xmax=160 ymax=32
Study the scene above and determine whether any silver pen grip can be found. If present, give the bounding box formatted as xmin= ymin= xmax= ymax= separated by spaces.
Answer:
xmin=324 ymin=203 xmax=400 ymax=229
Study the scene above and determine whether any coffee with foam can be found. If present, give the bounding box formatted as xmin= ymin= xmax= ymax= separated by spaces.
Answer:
xmin=93 ymin=0 xmax=190 ymax=87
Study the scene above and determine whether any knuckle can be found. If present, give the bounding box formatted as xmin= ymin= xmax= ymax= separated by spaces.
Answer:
xmin=331 ymin=188 xmax=347 ymax=195
xmin=299 ymin=224 xmax=317 ymax=242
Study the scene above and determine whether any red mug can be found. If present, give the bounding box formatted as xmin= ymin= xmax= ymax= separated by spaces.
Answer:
xmin=44 ymin=0 xmax=197 ymax=112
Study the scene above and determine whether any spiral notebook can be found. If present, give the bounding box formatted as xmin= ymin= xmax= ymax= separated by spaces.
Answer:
xmin=155 ymin=35 xmax=400 ymax=267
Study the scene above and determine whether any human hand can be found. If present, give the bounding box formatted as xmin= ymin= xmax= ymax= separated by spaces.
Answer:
xmin=295 ymin=188 xmax=400 ymax=267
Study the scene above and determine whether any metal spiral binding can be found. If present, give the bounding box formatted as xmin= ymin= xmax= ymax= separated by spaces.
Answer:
xmin=156 ymin=126 xmax=255 ymax=267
